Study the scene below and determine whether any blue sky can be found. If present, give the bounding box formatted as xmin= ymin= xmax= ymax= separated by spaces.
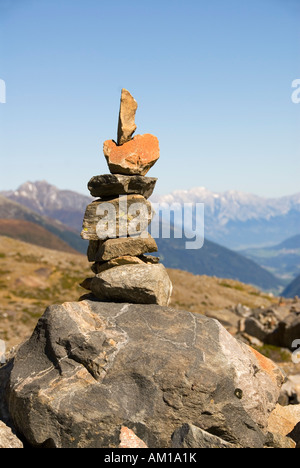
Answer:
xmin=0 ymin=0 xmax=299 ymax=198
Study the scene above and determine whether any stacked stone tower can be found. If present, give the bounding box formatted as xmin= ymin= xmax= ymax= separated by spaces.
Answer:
xmin=80 ymin=89 xmax=172 ymax=306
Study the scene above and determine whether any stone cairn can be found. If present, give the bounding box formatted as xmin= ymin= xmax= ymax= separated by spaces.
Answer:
xmin=80 ymin=89 xmax=173 ymax=306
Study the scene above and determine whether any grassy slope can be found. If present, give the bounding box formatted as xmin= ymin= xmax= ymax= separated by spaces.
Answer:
xmin=0 ymin=236 xmax=277 ymax=350
xmin=0 ymin=219 xmax=79 ymax=254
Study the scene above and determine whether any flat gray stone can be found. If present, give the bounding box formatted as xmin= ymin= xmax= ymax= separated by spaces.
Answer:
xmin=95 ymin=234 xmax=158 ymax=262
xmin=91 ymin=255 xmax=146 ymax=274
xmin=81 ymin=195 xmax=153 ymax=241
xmin=88 ymin=174 xmax=157 ymax=199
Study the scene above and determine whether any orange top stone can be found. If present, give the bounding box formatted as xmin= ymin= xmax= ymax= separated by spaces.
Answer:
xmin=103 ymin=133 xmax=160 ymax=176
xmin=119 ymin=426 xmax=148 ymax=448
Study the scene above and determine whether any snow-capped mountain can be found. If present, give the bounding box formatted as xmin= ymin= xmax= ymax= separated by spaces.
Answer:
xmin=152 ymin=187 xmax=300 ymax=223
xmin=2 ymin=181 xmax=300 ymax=249
xmin=152 ymin=187 xmax=300 ymax=249
xmin=1 ymin=181 xmax=92 ymax=232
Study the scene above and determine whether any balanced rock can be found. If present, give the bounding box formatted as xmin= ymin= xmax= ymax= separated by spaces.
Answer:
xmin=103 ymin=134 xmax=160 ymax=176
xmin=81 ymin=195 xmax=153 ymax=241
xmin=2 ymin=301 xmax=284 ymax=448
xmin=80 ymin=88 xmax=172 ymax=307
xmin=88 ymin=174 xmax=157 ymax=199
xmin=90 ymin=264 xmax=172 ymax=306
xmin=117 ymin=88 xmax=138 ymax=146
xmin=94 ymin=234 xmax=158 ymax=262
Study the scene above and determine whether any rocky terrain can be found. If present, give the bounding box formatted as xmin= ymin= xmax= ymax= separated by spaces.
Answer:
xmin=1 ymin=235 xmax=300 ymax=448
xmin=1 ymin=296 xmax=300 ymax=448
xmin=0 ymin=300 xmax=287 ymax=448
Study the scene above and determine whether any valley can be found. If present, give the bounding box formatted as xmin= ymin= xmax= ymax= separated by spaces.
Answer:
xmin=0 ymin=235 xmax=277 ymax=350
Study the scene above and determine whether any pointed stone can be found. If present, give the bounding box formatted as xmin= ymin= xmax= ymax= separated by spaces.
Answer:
xmin=117 ymin=89 xmax=138 ymax=146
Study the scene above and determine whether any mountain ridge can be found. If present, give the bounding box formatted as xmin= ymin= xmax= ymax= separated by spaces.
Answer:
xmin=2 ymin=181 xmax=299 ymax=249
xmin=0 ymin=181 xmax=289 ymax=291
xmin=152 ymin=186 xmax=300 ymax=249
xmin=1 ymin=181 xmax=92 ymax=232
xmin=0 ymin=195 xmax=87 ymax=254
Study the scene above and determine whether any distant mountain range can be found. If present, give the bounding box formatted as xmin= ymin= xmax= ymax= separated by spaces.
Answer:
xmin=241 ymin=234 xmax=300 ymax=283
xmin=1 ymin=181 xmax=91 ymax=232
xmin=2 ymin=182 xmax=300 ymax=250
xmin=1 ymin=180 xmax=298 ymax=293
xmin=152 ymin=187 xmax=300 ymax=249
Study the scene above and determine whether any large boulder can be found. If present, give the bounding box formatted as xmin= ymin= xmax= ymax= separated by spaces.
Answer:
xmin=240 ymin=307 xmax=300 ymax=350
xmin=3 ymin=301 xmax=284 ymax=448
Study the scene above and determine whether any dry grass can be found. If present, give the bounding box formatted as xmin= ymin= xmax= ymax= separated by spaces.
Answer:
xmin=168 ymin=269 xmax=277 ymax=314
xmin=0 ymin=236 xmax=90 ymax=349
xmin=0 ymin=235 xmax=278 ymax=350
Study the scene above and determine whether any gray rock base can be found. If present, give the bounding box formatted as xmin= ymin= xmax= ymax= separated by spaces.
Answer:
xmin=2 ymin=301 xmax=284 ymax=448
